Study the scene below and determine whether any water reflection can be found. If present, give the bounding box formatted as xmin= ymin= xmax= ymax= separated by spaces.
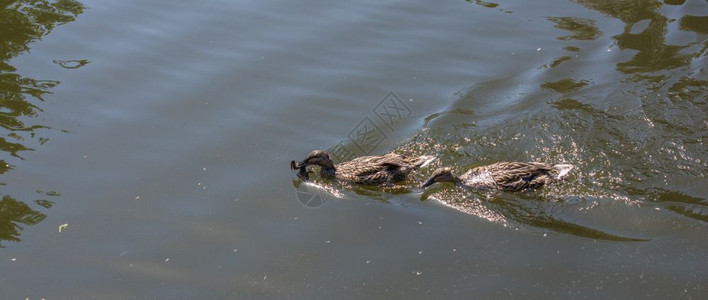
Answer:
xmin=679 ymin=15 xmax=708 ymax=34
xmin=561 ymin=0 xmax=706 ymax=222
xmin=0 ymin=0 xmax=85 ymax=247
xmin=0 ymin=194 xmax=55 ymax=247
xmin=465 ymin=0 xmax=512 ymax=14
xmin=546 ymin=16 xmax=601 ymax=41
xmin=542 ymin=16 xmax=601 ymax=68
xmin=575 ymin=0 xmax=694 ymax=74
xmin=541 ymin=79 xmax=589 ymax=93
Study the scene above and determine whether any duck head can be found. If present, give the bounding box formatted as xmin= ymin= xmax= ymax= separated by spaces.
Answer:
xmin=293 ymin=150 xmax=335 ymax=169
xmin=421 ymin=167 xmax=459 ymax=188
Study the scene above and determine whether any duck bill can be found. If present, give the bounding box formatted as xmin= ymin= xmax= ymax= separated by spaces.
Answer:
xmin=420 ymin=179 xmax=435 ymax=188
xmin=290 ymin=160 xmax=309 ymax=170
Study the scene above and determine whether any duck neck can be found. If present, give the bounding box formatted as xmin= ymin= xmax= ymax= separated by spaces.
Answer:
xmin=320 ymin=166 xmax=336 ymax=179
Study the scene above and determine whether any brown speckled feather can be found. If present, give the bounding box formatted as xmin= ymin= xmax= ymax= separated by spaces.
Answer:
xmin=333 ymin=154 xmax=430 ymax=185
xmin=461 ymin=162 xmax=563 ymax=192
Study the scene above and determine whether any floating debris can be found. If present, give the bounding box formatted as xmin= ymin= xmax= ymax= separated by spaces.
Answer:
xmin=52 ymin=59 xmax=90 ymax=69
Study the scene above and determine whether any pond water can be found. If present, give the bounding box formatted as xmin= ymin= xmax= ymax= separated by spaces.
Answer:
xmin=1 ymin=0 xmax=707 ymax=298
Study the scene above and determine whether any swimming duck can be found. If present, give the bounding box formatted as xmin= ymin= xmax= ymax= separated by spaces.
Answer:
xmin=421 ymin=162 xmax=573 ymax=192
xmin=291 ymin=150 xmax=436 ymax=185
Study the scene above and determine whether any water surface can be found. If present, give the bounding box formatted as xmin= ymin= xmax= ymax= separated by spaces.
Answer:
xmin=1 ymin=0 xmax=706 ymax=298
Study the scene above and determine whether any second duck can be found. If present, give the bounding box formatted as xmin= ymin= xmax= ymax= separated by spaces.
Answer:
xmin=421 ymin=162 xmax=574 ymax=192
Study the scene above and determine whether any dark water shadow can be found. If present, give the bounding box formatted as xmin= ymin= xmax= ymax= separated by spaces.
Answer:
xmin=0 ymin=0 xmax=85 ymax=247
xmin=640 ymin=188 xmax=708 ymax=223
xmin=421 ymin=184 xmax=649 ymax=242
xmin=522 ymin=216 xmax=649 ymax=242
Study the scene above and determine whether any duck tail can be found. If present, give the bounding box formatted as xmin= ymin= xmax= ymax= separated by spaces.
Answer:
xmin=552 ymin=164 xmax=574 ymax=180
xmin=415 ymin=155 xmax=437 ymax=169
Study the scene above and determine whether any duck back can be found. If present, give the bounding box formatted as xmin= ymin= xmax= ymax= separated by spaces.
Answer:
xmin=459 ymin=162 xmax=573 ymax=192
xmin=333 ymin=153 xmax=435 ymax=185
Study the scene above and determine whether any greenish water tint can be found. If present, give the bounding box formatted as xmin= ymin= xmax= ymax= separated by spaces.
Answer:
xmin=0 ymin=0 xmax=706 ymax=298
xmin=0 ymin=0 xmax=84 ymax=246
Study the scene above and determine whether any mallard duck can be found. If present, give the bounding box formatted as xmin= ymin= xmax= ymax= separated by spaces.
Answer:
xmin=421 ymin=162 xmax=574 ymax=192
xmin=291 ymin=150 xmax=436 ymax=185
